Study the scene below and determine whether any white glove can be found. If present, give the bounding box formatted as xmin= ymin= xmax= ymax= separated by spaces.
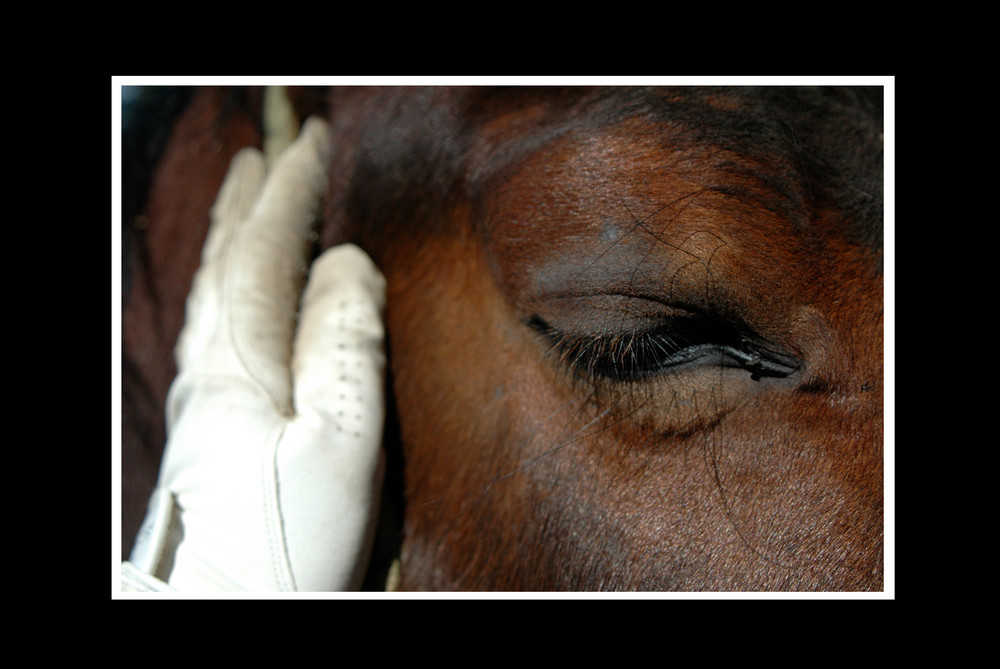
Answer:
xmin=124 ymin=117 xmax=387 ymax=592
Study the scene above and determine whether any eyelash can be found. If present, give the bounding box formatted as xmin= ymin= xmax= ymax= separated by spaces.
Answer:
xmin=527 ymin=314 xmax=799 ymax=383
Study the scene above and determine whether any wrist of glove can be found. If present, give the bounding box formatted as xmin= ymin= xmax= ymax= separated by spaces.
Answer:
xmin=126 ymin=118 xmax=387 ymax=592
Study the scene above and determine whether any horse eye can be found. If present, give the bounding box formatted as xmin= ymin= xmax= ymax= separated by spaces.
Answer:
xmin=526 ymin=314 xmax=800 ymax=382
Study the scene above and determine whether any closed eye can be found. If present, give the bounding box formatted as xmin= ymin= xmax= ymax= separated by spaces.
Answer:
xmin=526 ymin=313 xmax=800 ymax=383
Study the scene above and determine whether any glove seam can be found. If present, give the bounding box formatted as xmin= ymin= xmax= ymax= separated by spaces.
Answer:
xmin=222 ymin=223 xmax=295 ymax=418
xmin=261 ymin=421 xmax=297 ymax=591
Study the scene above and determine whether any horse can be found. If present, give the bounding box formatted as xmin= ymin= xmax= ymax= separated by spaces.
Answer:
xmin=120 ymin=84 xmax=885 ymax=591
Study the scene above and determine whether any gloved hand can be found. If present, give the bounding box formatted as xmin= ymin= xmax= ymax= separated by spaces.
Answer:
xmin=122 ymin=117 xmax=387 ymax=592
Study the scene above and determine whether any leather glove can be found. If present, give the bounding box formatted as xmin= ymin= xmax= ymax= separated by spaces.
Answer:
xmin=123 ymin=117 xmax=387 ymax=592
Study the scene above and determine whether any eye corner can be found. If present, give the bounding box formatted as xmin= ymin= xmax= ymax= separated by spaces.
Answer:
xmin=735 ymin=349 xmax=802 ymax=381
xmin=724 ymin=332 xmax=803 ymax=381
xmin=525 ymin=314 xmax=554 ymax=335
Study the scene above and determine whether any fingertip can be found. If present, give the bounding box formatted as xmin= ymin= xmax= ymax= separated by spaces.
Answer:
xmin=292 ymin=245 xmax=387 ymax=417
xmin=205 ymin=148 xmax=267 ymax=260
xmin=214 ymin=148 xmax=266 ymax=217
xmin=271 ymin=117 xmax=331 ymax=181
xmin=308 ymin=244 xmax=386 ymax=311
xmin=299 ymin=117 xmax=332 ymax=160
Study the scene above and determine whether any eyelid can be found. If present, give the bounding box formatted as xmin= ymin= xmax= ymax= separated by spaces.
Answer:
xmin=527 ymin=314 xmax=800 ymax=382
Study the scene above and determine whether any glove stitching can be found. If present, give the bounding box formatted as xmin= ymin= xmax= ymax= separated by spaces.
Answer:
xmin=222 ymin=222 xmax=294 ymax=417
xmin=261 ymin=420 xmax=297 ymax=591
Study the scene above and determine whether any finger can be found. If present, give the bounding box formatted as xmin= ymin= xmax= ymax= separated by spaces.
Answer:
xmin=244 ymin=117 xmax=331 ymax=241
xmin=222 ymin=117 xmax=333 ymax=415
xmin=291 ymin=244 xmax=386 ymax=441
xmin=174 ymin=147 xmax=266 ymax=374
xmin=204 ymin=148 xmax=266 ymax=265
xmin=278 ymin=246 xmax=387 ymax=591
